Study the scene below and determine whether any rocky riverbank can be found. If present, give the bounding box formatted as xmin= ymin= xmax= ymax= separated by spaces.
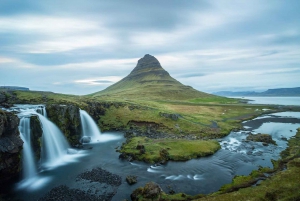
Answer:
xmin=0 ymin=110 xmax=23 ymax=193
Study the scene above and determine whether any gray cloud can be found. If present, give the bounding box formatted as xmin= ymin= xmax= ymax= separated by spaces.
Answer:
xmin=0 ymin=0 xmax=299 ymax=95
xmin=93 ymin=80 xmax=114 ymax=84
xmin=177 ymin=73 xmax=206 ymax=78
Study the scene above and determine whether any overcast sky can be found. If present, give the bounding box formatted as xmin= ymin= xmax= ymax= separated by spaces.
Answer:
xmin=0 ymin=0 xmax=299 ymax=95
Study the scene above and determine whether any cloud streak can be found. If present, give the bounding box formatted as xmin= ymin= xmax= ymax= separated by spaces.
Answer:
xmin=0 ymin=0 xmax=299 ymax=95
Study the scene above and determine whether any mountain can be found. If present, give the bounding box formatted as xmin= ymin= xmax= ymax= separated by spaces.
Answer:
xmin=91 ymin=54 xmax=214 ymax=100
xmin=213 ymin=87 xmax=300 ymax=97
xmin=0 ymin=86 xmax=29 ymax=91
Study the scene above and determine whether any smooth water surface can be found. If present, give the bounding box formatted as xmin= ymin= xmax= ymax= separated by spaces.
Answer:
xmin=237 ymin=96 xmax=300 ymax=106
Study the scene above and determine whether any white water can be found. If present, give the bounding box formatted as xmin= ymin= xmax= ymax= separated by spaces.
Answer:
xmin=15 ymin=105 xmax=81 ymax=190
xmin=37 ymin=113 xmax=71 ymax=168
xmin=79 ymin=110 xmax=102 ymax=142
xmin=19 ymin=117 xmax=37 ymax=180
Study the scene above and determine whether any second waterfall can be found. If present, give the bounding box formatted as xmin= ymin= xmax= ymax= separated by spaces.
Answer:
xmin=79 ymin=109 xmax=102 ymax=143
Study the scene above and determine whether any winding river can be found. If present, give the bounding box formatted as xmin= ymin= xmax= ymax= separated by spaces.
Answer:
xmin=6 ymin=100 xmax=300 ymax=200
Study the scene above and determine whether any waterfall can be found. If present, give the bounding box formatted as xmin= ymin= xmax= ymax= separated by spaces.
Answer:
xmin=19 ymin=117 xmax=37 ymax=180
xmin=14 ymin=105 xmax=81 ymax=190
xmin=42 ymin=106 xmax=47 ymax=117
xmin=17 ymin=105 xmax=71 ymax=169
xmin=37 ymin=113 xmax=70 ymax=168
xmin=79 ymin=110 xmax=102 ymax=142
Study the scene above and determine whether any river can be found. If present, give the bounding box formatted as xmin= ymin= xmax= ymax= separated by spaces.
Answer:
xmin=6 ymin=104 xmax=300 ymax=200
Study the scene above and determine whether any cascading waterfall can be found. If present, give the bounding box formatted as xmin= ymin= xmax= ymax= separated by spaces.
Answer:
xmin=37 ymin=113 xmax=70 ymax=168
xmin=19 ymin=117 xmax=37 ymax=180
xmin=79 ymin=109 xmax=102 ymax=142
xmin=15 ymin=105 xmax=77 ymax=189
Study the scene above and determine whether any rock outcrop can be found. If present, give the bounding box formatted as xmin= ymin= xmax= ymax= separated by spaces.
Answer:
xmin=126 ymin=175 xmax=137 ymax=185
xmin=46 ymin=104 xmax=81 ymax=146
xmin=30 ymin=115 xmax=43 ymax=160
xmin=0 ymin=110 xmax=23 ymax=191
xmin=246 ymin=133 xmax=276 ymax=145
xmin=131 ymin=182 xmax=162 ymax=201
xmin=0 ymin=92 xmax=6 ymax=104
xmin=159 ymin=112 xmax=180 ymax=120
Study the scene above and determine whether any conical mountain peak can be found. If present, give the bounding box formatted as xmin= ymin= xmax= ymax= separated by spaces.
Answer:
xmin=128 ymin=54 xmax=169 ymax=78
xmin=92 ymin=54 xmax=212 ymax=100
xmin=133 ymin=54 xmax=162 ymax=71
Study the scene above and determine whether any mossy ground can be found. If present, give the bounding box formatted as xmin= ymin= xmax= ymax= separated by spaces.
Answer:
xmin=120 ymin=137 xmax=220 ymax=163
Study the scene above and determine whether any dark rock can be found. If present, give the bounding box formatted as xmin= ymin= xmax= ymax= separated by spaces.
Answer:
xmin=46 ymin=104 xmax=81 ymax=146
xmin=126 ymin=175 xmax=137 ymax=185
xmin=119 ymin=153 xmax=134 ymax=162
xmin=0 ymin=92 xmax=6 ymax=104
xmin=80 ymin=136 xmax=91 ymax=143
xmin=136 ymin=143 xmax=145 ymax=150
xmin=38 ymin=185 xmax=115 ymax=201
xmin=281 ymin=136 xmax=288 ymax=141
xmin=0 ymin=110 xmax=23 ymax=192
xmin=136 ymin=143 xmax=145 ymax=154
xmin=131 ymin=182 xmax=162 ymax=201
xmin=159 ymin=148 xmax=170 ymax=161
xmin=246 ymin=133 xmax=276 ymax=145
xmin=30 ymin=115 xmax=42 ymax=161
xmin=77 ymin=167 xmax=122 ymax=186
xmin=159 ymin=112 xmax=180 ymax=120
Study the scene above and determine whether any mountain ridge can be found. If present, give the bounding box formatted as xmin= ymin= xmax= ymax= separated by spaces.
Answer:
xmin=213 ymin=87 xmax=300 ymax=97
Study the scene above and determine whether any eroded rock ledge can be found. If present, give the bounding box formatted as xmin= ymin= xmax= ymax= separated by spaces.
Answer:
xmin=0 ymin=110 xmax=23 ymax=191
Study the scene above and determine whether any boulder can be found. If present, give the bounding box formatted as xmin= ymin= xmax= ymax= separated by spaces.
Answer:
xmin=131 ymin=182 xmax=162 ymax=201
xmin=136 ymin=143 xmax=145 ymax=154
xmin=246 ymin=133 xmax=276 ymax=145
xmin=80 ymin=136 xmax=91 ymax=143
xmin=159 ymin=148 xmax=170 ymax=161
xmin=159 ymin=112 xmax=180 ymax=120
xmin=126 ymin=175 xmax=137 ymax=185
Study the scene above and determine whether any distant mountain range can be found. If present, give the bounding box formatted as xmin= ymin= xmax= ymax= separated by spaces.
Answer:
xmin=0 ymin=86 xmax=29 ymax=91
xmin=213 ymin=87 xmax=300 ymax=97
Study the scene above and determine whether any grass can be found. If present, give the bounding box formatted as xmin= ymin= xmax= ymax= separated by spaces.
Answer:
xmin=189 ymin=96 xmax=239 ymax=104
xmin=120 ymin=137 xmax=221 ymax=163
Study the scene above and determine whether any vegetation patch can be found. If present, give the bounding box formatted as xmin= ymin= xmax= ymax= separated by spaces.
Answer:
xmin=189 ymin=96 xmax=239 ymax=104
xmin=119 ymin=137 xmax=221 ymax=163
